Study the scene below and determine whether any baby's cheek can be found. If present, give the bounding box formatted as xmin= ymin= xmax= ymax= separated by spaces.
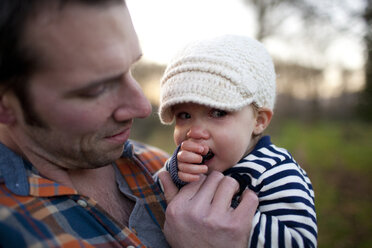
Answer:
xmin=222 ymin=140 xmax=244 ymax=164
xmin=211 ymin=159 xmax=232 ymax=173
xmin=173 ymin=129 xmax=184 ymax=146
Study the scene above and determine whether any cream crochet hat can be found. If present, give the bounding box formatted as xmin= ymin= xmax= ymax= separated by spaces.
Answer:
xmin=159 ymin=34 xmax=276 ymax=124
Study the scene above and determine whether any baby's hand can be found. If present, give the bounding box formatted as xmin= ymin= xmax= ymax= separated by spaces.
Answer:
xmin=177 ymin=140 xmax=209 ymax=183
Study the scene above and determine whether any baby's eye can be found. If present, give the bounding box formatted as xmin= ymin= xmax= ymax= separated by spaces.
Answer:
xmin=176 ymin=112 xmax=191 ymax=119
xmin=210 ymin=109 xmax=227 ymax=118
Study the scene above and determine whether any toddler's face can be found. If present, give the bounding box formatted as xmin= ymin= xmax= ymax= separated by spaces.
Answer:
xmin=172 ymin=103 xmax=258 ymax=173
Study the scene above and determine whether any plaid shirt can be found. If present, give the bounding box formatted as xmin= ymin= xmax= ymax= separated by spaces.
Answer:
xmin=0 ymin=140 xmax=169 ymax=248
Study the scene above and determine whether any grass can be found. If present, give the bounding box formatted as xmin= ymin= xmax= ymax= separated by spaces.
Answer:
xmin=268 ymin=120 xmax=372 ymax=248
xmin=131 ymin=118 xmax=372 ymax=248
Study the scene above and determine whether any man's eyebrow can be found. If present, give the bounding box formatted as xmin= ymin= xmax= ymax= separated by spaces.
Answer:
xmin=65 ymin=72 xmax=124 ymax=97
xmin=66 ymin=54 xmax=143 ymax=96
xmin=93 ymin=71 xmax=125 ymax=86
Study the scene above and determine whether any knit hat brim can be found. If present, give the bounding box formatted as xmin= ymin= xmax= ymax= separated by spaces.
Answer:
xmin=159 ymin=70 xmax=255 ymax=124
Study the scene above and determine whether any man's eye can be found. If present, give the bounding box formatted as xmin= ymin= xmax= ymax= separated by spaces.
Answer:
xmin=176 ymin=112 xmax=191 ymax=119
xmin=210 ymin=109 xmax=227 ymax=118
xmin=80 ymin=84 xmax=107 ymax=98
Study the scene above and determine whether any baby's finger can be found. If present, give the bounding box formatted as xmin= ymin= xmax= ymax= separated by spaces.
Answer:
xmin=181 ymin=140 xmax=208 ymax=155
xmin=179 ymin=162 xmax=208 ymax=174
xmin=177 ymin=150 xmax=203 ymax=164
xmin=178 ymin=171 xmax=201 ymax=182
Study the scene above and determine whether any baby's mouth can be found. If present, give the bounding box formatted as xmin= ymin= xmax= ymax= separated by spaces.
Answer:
xmin=201 ymin=150 xmax=215 ymax=164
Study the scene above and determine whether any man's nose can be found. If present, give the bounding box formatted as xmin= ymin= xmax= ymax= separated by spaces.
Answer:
xmin=112 ymin=75 xmax=152 ymax=122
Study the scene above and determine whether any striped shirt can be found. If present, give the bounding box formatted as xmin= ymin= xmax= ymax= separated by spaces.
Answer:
xmin=0 ymin=140 xmax=170 ymax=248
xmin=166 ymin=136 xmax=318 ymax=248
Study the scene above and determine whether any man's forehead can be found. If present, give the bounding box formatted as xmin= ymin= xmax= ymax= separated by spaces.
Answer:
xmin=23 ymin=2 xmax=129 ymax=68
xmin=23 ymin=1 xmax=139 ymax=90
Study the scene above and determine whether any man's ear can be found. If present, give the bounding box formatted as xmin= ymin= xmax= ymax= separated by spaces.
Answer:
xmin=0 ymin=92 xmax=16 ymax=124
xmin=253 ymin=108 xmax=273 ymax=135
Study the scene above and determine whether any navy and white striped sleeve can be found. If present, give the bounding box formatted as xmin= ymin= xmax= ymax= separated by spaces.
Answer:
xmin=232 ymin=143 xmax=318 ymax=247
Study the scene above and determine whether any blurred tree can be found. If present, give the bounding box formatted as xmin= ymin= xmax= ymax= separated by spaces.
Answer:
xmin=358 ymin=0 xmax=372 ymax=121
xmin=241 ymin=0 xmax=342 ymax=44
xmin=242 ymin=0 xmax=365 ymax=61
xmin=242 ymin=0 xmax=319 ymax=41
xmin=243 ymin=0 xmax=370 ymax=120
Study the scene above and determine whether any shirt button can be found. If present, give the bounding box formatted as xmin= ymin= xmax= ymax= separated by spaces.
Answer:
xmin=77 ymin=199 xmax=88 ymax=208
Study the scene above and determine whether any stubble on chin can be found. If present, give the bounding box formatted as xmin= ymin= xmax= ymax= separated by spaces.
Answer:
xmin=78 ymin=141 xmax=125 ymax=169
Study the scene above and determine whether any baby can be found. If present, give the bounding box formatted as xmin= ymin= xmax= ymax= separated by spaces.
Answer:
xmin=158 ymin=35 xmax=317 ymax=247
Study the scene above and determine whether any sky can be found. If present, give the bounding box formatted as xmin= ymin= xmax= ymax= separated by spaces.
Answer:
xmin=127 ymin=0 xmax=364 ymax=69
xmin=127 ymin=0 xmax=257 ymax=64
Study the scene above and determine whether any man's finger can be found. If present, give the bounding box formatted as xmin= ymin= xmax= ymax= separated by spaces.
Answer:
xmin=210 ymin=176 xmax=239 ymax=211
xmin=173 ymin=174 xmax=208 ymax=201
xmin=233 ymin=189 xmax=259 ymax=220
xmin=158 ymin=171 xmax=179 ymax=203
xmin=192 ymin=171 xmax=224 ymax=202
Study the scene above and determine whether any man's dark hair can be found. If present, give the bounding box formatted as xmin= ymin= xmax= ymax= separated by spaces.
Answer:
xmin=0 ymin=0 xmax=123 ymax=126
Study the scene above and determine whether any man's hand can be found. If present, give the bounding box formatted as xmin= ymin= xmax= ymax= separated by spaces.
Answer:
xmin=158 ymin=171 xmax=258 ymax=248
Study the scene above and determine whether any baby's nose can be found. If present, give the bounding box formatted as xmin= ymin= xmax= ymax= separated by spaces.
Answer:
xmin=186 ymin=125 xmax=210 ymax=140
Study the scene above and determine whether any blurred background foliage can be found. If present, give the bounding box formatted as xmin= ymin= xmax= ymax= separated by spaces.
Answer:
xmin=130 ymin=0 xmax=372 ymax=247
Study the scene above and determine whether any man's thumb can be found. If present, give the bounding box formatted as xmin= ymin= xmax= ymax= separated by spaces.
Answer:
xmin=158 ymin=171 xmax=179 ymax=204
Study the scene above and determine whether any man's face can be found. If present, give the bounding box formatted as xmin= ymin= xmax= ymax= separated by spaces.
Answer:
xmin=10 ymin=3 xmax=151 ymax=169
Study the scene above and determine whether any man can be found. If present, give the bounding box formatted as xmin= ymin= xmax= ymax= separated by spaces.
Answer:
xmin=0 ymin=0 xmax=258 ymax=247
